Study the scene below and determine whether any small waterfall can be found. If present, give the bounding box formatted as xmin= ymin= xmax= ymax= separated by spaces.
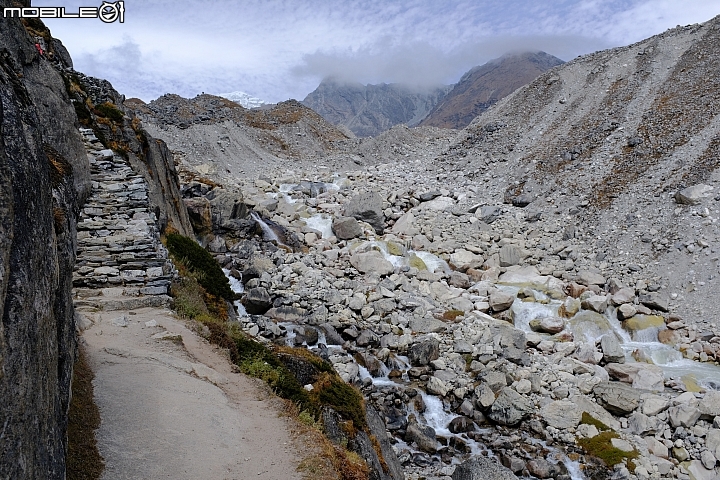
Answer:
xmin=222 ymin=268 xmax=248 ymax=316
xmin=410 ymin=250 xmax=450 ymax=274
xmin=250 ymin=212 xmax=281 ymax=243
xmin=512 ymin=299 xmax=559 ymax=333
xmin=417 ymin=391 xmax=458 ymax=437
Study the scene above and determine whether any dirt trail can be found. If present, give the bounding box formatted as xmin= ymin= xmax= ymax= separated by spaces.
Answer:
xmin=80 ymin=307 xmax=303 ymax=480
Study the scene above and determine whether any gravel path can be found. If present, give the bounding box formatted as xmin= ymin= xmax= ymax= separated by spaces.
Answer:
xmin=80 ymin=307 xmax=303 ymax=480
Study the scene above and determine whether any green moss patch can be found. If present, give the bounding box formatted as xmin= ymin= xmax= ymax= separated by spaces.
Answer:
xmin=578 ymin=431 xmax=638 ymax=469
xmin=581 ymin=412 xmax=611 ymax=431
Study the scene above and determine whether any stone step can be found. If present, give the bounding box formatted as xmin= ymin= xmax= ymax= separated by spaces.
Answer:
xmin=74 ymin=294 xmax=172 ymax=312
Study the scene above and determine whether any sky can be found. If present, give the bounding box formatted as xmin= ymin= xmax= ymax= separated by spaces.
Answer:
xmin=42 ymin=0 xmax=720 ymax=103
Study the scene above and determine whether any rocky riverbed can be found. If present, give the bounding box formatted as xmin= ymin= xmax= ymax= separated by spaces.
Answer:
xmin=173 ymin=161 xmax=720 ymax=480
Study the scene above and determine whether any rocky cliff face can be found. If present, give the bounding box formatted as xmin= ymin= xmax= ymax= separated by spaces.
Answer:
xmin=0 ymin=6 xmax=89 ymax=478
xmin=302 ymin=78 xmax=451 ymax=137
xmin=420 ymin=52 xmax=564 ymax=129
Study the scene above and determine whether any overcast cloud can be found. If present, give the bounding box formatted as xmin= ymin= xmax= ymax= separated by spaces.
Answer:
xmin=43 ymin=0 xmax=720 ymax=102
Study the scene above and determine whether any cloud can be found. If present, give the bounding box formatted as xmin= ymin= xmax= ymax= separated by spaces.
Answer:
xmin=44 ymin=0 xmax=720 ymax=103
xmin=292 ymin=35 xmax=610 ymax=88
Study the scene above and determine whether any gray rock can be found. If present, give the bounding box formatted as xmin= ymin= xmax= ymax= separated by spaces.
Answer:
xmin=593 ymin=381 xmax=640 ymax=415
xmin=687 ymin=459 xmax=717 ymax=480
xmin=350 ymin=251 xmax=394 ymax=276
xmin=530 ymin=316 xmax=565 ymax=334
xmin=668 ymin=404 xmax=701 ymax=428
xmin=576 ymin=270 xmax=606 ymax=286
xmin=475 ymin=383 xmax=497 ymax=409
xmin=600 ymin=335 xmax=625 ymax=364
xmin=449 ymin=249 xmax=484 ymax=271
xmin=476 ymin=205 xmax=502 ymax=224
xmin=332 ymin=216 xmax=362 ymax=240
xmin=452 ymin=456 xmax=519 ymax=480
xmin=344 ymin=191 xmax=385 ymax=233
xmin=242 ymin=287 xmax=272 ymax=314
xmin=487 ymin=387 xmax=533 ymax=426
xmin=581 ymin=295 xmax=608 ymax=313
xmin=499 ymin=245 xmax=522 ymax=267
xmin=408 ymin=316 xmax=447 ymax=333
xmin=540 ymin=400 xmax=582 ymax=429
xmin=638 ymin=292 xmax=669 ymax=312
xmin=408 ymin=336 xmax=440 ymax=366
xmin=426 ymin=376 xmax=449 ymax=396
xmin=700 ymin=391 xmax=720 ymax=419
xmin=675 ymin=184 xmax=713 ymax=205
xmin=405 ymin=417 xmax=437 ymax=453
xmin=489 ymin=290 xmax=515 ymax=312
xmin=701 ymin=450 xmax=717 ymax=470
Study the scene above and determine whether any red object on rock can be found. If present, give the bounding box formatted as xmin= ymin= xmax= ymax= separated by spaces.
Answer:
xmin=35 ymin=43 xmax=44 ymax=56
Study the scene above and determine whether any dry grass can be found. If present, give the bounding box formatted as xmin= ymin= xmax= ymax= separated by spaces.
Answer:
xmin=66 ymin=346 xmax=104 ymax=480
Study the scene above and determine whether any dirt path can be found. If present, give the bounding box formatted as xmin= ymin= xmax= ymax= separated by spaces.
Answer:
xmin=80 ymin=307 xmax=304 ymax=480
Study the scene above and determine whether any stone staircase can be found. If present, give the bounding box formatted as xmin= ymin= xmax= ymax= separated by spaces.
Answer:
xmin=73 ymin=128 xmax=175 ymax=311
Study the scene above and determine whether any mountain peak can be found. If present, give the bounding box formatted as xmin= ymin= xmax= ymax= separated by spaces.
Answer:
xmin=420 ymin=51 xmax=564 ymax=129
xmin=216 ymin=91 xmax=266 ymax=109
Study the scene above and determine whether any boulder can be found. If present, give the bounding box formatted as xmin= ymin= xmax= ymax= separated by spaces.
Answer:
xmin=452 ymin=456 xmax=519 ymax=480
xmin=487 ymin=387 xmax=533 ymax=426
xmin=581 ymin=295 xmax=608 ymax=313
xmin=449 ymin=249 xmax=484 ymax=271
xmin=183 ymin=197 xmax=213 ymax=233
xmin=242 ymin=287 xmax=272 ymax=314
xmin=530 ymin=316 xmax=565 ymax=334
xmin=449 ymin=416 xmax=475 ymax=433
xmin=476 ymin=206 xmax=502 ymax=224
xmin=332 ymin=216 xmax=362 ymax=240
xmin=638 ymin=292 xmax=669 ymax=312
xmin=426 ymin=376 xmax=449 ymax=396
xmin=675 ymin=184 xmax=713 ymax=205
xmin=699 ymin=391 xmax=720 ymax=419
xmin=540 ymin=400 xmax=582 ymax=429
xmin=489 ymin=290 xmax=515 ymax=312
xmin=349 ymin=251 xmax=394 ymax=276
xmin=499 ymin=245 xmax=522 ymax=267
xmin=390 ymin=212 xmax=419 ymax=236
xmin=668 ymin=404 xmax=702 ymax=428
xmin=408 ymin=336 xmax=440 ymax=366
xmin=593 ymin=381 xmax=640 ymax=415
xmin=576 ymin=270 xmax=606 ymax=286
xmin=344 ymin=191 xmax=385 ymax=233
xmin=405 ymin=417 xmax=437 ymax=453
xmin=600 ymin=335 xmax=625 ymax=364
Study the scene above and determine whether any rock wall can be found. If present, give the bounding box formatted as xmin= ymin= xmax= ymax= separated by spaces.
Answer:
xmin=0 ymin=6 xmax=89 ymax=478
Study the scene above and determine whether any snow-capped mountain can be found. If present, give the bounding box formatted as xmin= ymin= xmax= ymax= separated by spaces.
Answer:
xmin=216 ymin=91 xmax=266 ymax=109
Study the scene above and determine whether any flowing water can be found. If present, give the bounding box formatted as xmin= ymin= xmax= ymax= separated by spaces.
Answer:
xmin=222 ymin=268 xmax=247 ymax=316
xmin=250 ymin=212 xmax=281 ymax=243
xmin=303 ymin=214 xmax=334 ymax=240
xmin=508 ymin=286 xmax=720 ymax=391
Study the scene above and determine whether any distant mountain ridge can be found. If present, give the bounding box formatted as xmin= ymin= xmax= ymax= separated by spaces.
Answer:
xmin=303 ymin=51 xmax=564 ymax=136
xmin=302 ymin=79 xmax=451 ymax=137
xmin=420 ymin=51 xmax=565 ymax=129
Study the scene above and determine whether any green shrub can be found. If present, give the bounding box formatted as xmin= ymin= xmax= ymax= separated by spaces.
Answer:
xmin=165 ymin=233 xmax=233 ymax=301
xmin=581 ymin=412 xmax=611 ymax=431
xmin=94 ymin=102 xmax=124 ymax=123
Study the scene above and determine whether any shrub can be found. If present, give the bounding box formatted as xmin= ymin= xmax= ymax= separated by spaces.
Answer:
xmin=94 ymin=102 xmax=124 ymax=123
xmin=165 ymin=233 xmax=233 ymax=301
